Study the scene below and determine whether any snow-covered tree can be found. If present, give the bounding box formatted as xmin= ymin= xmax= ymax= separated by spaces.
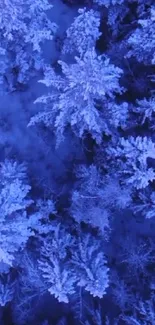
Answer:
xmin=38 ymin=223 xmax=109 ymax=302
xmin=0 ymin=47 xmax=8 ymax=86
xmin=107 ymin=136 xmax=155 ymax=189
xmin=126 ymin=6 xmax=155 ymax=64
xmin=0 ymin=0 xmax=155 ymax=322
xmin=101 ymin=100 xmax=129 ymax=135
xmin=28 ymin=199 xmax=57 ymax=235
xmin=0 ymin=273 xmax=16 ymax=306
xmin=119 ymin=236 xmax=154 ymax=276
xmin=107 ymin=3 xmax=129 ymax=36
xmin=122 ymin=296 xmax=155 ymax=325
xmin=0 ymin=0 xmax=57 ymax=88
xmin=38 ymin=224 xmax=77 ymax=303
xmin=0 ymin=160 xmax=32 ymax=216
xmin=0 ymin=160 xmax=35 ymax=266
xmin=62 ymin=8 xmax=101 ymax=56
xmin=71 ymin=164 xmax=131 ymax=233
xmin=133 ymin=190 xmax=155 ymax=219
xmin=30 ymin=48 xmax=124 ymax=144
xmin=71 ymin=165 xmax=110 ymax=233
xmin=72 ymin=234 xmax=109 ymax=298
xmin=110 ymin=274 xmax=135 ymax=312
xmin=93 ymin=0 xmax=125 ymax=7
xmin=12 ymin=252 xmax=46 ymax=325
xmin=132 ymin=97 xmax=155 ymax=126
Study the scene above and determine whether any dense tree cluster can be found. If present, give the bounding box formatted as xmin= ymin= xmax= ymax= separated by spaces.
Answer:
xmin=0 ymin=0 xmax=154 ymax=324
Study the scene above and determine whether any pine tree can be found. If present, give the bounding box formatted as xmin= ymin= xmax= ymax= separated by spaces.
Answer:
xmin=0 ymin=0 xmax=57 ymax=88
xmin=62 ymin=8 xmax=101 ymax=56
xmin=126 ymin=6 xmax=155 ymax=64
xmin=30 ymin=48 xmax=123 ymax=144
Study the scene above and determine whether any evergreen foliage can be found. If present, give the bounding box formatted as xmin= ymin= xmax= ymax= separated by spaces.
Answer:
xmin=0 ymin=0 xmax=154 ymax=323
